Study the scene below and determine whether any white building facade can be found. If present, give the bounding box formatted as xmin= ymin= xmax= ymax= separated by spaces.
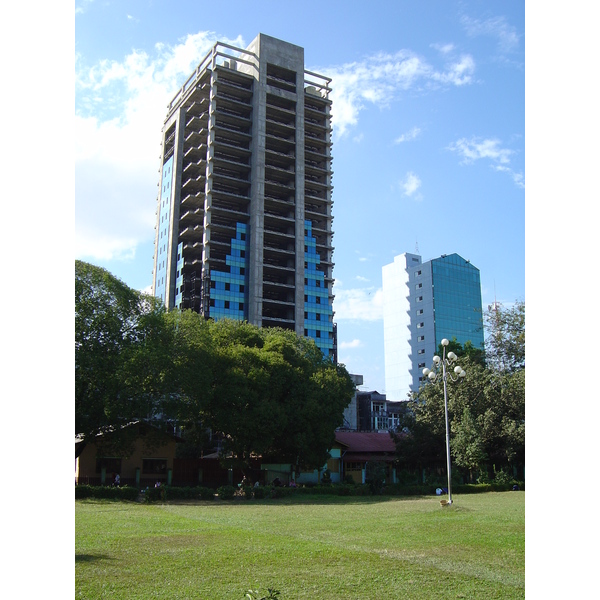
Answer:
xmin=382 ymin=252 xmax=483 ymax=401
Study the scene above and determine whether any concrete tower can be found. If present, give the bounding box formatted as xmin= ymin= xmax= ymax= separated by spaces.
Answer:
xmin=152 ymin=34 xmax=336 ymax=359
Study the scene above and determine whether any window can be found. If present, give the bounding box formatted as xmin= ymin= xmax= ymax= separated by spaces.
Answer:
xmin=417 ymin=296 xmax=423 ymax=302
xmin=416 ymin=283 xmax=422 ymax=289
xmin=418 ymin=362 xmax=426 ymax=369
xmin=95 ymin=457 xmax=121 ymax=474
xmin=417 ymin=322 xmax=424 ymax=328
xmin=142 ymin=459 xmax=167 ymax=475
xmin=417 ymin=309 xmax=424 ymax=315
xmin=418 ymin=335 xmax=425 ymax=342
xmin=418 ymin=349 xmax=425 ymax=355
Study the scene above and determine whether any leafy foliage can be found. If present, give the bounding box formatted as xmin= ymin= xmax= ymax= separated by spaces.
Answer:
xmin=393 ymin=305 xmax=525 ymax=482
xmin=484 ymin=300 xmax=525 ymax=371
xmin=75 ymin=261 xmax=173 ymax=447
xmin=75 ymin=262 xmax=355 ymax=473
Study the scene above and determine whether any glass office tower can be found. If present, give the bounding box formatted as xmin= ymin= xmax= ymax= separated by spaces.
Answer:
xmin=151 ymin=34 xmax=336 ymax=359
xmin=382 ymin=252 xmax=483 ymax=401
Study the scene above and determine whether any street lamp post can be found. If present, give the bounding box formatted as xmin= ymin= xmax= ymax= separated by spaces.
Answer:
xmin=422 ymin=338 xmax=466 ymax=506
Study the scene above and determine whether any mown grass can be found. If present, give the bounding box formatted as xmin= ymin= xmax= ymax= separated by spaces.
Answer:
xmin=75 ymin=492 xmax=524 ymax=599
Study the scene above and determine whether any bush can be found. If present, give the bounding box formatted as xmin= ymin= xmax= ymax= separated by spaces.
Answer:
xmin=253 ymin=485 xmax=268 ymax=499
xmin=144 ymin=485 xmax=166 ymax=503
xmin=217 ymin=485 xmax=236 ymax=500
xmin=75 ymin=485 xmax=139 ymax=501
xmin=270 ymin=486 xmax=296 ymax=499
xmin=199 ymin=486 xmax=216 ymax=500
xmin=243 ymin=485 xmax=254 ymax=500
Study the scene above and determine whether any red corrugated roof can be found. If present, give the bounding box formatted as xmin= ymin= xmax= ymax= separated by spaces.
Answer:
xmin=335 ymin=431 xmax=397 ymax=453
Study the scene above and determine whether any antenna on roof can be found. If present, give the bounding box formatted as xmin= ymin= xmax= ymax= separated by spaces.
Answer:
xmin=415 ymin=239 xmax=419 ymax=254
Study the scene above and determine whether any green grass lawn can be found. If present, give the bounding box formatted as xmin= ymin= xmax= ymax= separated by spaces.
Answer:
xmin=75 ymin=492 xmax=524 ymax=599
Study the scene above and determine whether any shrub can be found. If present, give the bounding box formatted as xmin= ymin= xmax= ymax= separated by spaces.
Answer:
xmin=75 ymin=485 xmax=139 ymax=501
xmin=217 ymin=485 xmax=236 ymax=500
xmin=270 ymin=486 xmax=296 ymax=499
xmin=253 ymin=485 xmax=268 ymax=499
xmin=243 ymin=485 xmax=254 ymax=500
xmin=493 ymin=468 xmax=514 ymax=485
xmin=199 ymin=486 xmax=216 ymax=500
xmin=144 ymin=485 xmax=166 ymax=503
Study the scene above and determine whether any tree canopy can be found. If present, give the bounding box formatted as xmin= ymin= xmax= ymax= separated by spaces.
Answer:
xmin=75 ymin=261 xmax=171 ymax=447
xmin=484 ymin=300 xmax=525 ymax=371
xmin=393 ymin=302 xmax=525 ymax=482
xmin=75 ymin=262 xmax=355 ymax=471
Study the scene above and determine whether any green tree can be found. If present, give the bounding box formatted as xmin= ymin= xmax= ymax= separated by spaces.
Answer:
xmin=75 ymin=261 xmax=172 ymax=444
xmin=451 ymin=406 xmax=487 ymax=480
xmin=485 ymin=300 xmax=525 ymax=371
xmin=434 ymin=338 xmax=485 ymax=366
xmin=395 ymin=353 xmax=525 ymax=482
xmin=76 ymin=264 xmax=356 ymax=471
xmin=202 ymin=322 xmax=355 ymax=472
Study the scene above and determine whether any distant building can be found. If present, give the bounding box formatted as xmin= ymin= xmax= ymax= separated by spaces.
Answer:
xmin=152 ymin=34 xmax=336 ymax=358
xmin=382 ymin=252 xmax=483 ymax=401
xmin=341 ymin=374 xmax=363 ymax=430
xmin=341 ymin=382 xmax=409 ymax=434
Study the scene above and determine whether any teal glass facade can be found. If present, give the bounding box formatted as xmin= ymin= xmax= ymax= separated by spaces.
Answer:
xmin=209 ymin=222 xmax=248 ymax=321
xmin=431 ymin=254 xmax=483 ymax=350
xmin=304 ymin=220 xmax=334 ymax=355
xmin=154 ymin=156 xmax=174 ymax=303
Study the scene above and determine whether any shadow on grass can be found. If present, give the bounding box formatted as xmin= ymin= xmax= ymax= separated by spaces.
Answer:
xmin=211 ymin=495 xmax=435 ymax=507
xmin=76 ymin=554 xmax=113 ymax=563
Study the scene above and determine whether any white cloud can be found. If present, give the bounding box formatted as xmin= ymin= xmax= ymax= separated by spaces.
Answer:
xmin=394 ymin=126 xmax=421 ymax=144
xmin=431 ymin=43 xmax=455 ymax=55
xmin=431 ymin=54 xmax=475 ymax=86
xmin=356 ymin=275 xmax=370 ymax=282
xmin=339 ymin=339 xmax=362 ymax=350
xmin=447 ymin=137 xmax=524 ymax=188
xmin=461 ymin=15 xmax=520 ymax=54
xmin=318 ymin=49 xmax=475 ymax=137
xmin=448 ymin=137 xmax=512 ymax=165
xmin=75 ymin=0 xmax=94 ymax=15
xmin=75 ymin=32 xmax=244 ymax=261
xmin=401 ymin=172 xmax=422 ymax=197
xmin=333 ymin=287 xmax=383 ymax=321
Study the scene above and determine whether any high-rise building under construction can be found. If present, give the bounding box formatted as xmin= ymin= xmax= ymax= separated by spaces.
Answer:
xmin=152 ymin=34 xmax=336 ymax=359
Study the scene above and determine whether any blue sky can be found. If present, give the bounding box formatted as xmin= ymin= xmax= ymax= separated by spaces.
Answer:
xmin=74 ymin=0 xmax=525 ymax=393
